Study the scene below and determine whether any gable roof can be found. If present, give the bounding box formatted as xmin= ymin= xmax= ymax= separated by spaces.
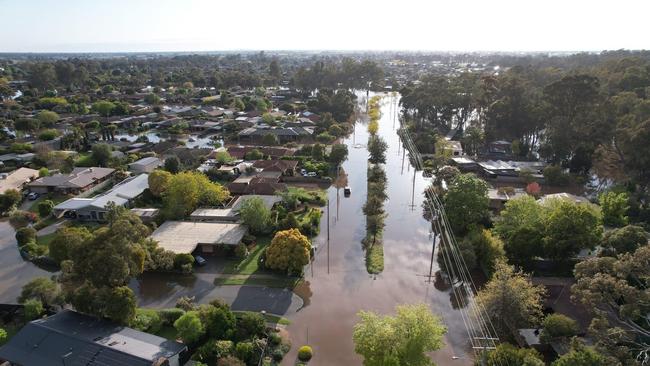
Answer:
xmin=0 ymin=310 xmax=186 ymax=366
xmin=29 ymin=167 xmax=115 ymax=189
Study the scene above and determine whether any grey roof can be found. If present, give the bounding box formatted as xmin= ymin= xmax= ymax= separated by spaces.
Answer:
xmin=0 ymin=310 xmax=186 ymax=366
xmin=29 ymin=167 xmax=115 ymax=189
xmin=54 ymin=174 xmax=149 ymax=212
xmin=151 ymin=221 xmax=248 ymax=253
xmin=129 ymin=156 xmax=161 ymax=167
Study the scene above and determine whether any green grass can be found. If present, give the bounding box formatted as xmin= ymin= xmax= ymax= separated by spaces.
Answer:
xmin=286 ymin=187 xmax=327 ymax=206
xmin=28 ymin=195 xmax=69 ymax=215
xmin=223 ymin=236 xmax=272 ymax=275
xmin=36 ymin=232 xmax=56 ymax=247
xmin=74 ymin=152 xmax=96 ymax=167
xmin=214 ymin=276 xmax=302 ymax=289
xmin=233 ymin=311 xmax=291 ymax=325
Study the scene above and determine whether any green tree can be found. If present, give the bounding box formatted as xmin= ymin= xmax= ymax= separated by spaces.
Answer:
xmin=487 ymin=343 xmax=545 ymax=366
xmin=265 ymin=228 xmax=311 ymax=275
xmin=36 ymin=110 xmax=60 ymax=127
xmin=148 ymin=170 xmax=172 ymax=197
xmin=601 ymin=225 xmax=648 ymax=255
xmin=461 ymin=228 xmax=506 ymax=276
xmin=552 ymin=342 xmax=610 ymax=366
xmin=542 ymin=198 xmax=603 ymax=261
xmin=144 ymin=93 xmax=160 ymax=105
xmin=367 ymin=135 xmax=388 ymax=164
xmin=174 ymin=311 xmax=205 ymax=344
xmin=23 ymin=298 xmax=44 ymax=321
xmin=163 ymin=171 xmax=229 ymax=219
xmin=239 ymin=197 xmax=271 ymax=234
xmin=244 ymin=149 xmax=264 ymax=160
xmin=443 ymin=174 xmax=489 ymax=234
xmin=494 ymin=196 xmax=546 ymax=265
xmin=311 ymin=143 xmax=325 ymax=161
xmin=48 ymin=226 xmax=93 ymax=264
xmin=91 ymin=143 xmax=112 ymax=167
xmin=540 ymin=314 xmax=579 ymax=344
xmin=18 ymin=277 xmax=63 ymax=307
xmin=353 ymin=303 xmax=446 ymax=366
xmin=0 ymin=189 xmax=22 ymax=214
xmin=215 ymin=151 xmax=232 ymax=164
xmin=599 ymin=191 xmax=629 ymax=227
xmin=572 ymin=245 xmax=650 ymax=332
xmin=197 ymin=304 xmax=236 ymax=340
xmin=329 ymin=143 xmax=349 ymax=166
xmin=37 ymin=199 xmax=54 ymax=217
xmin=476 ymin=260 xmax=546 ymax=339
xmin=92 ymin=101 xmax=116 ymax=119
xmin=235 ymin=312 xmax=265 ymax=341
xmin=164 ymin=156 xmax=181 ymax=173
xmin=62 ymin=206 xmax=148 ymax=324
xmin=15 ymin=227 xmax=36 ymax=247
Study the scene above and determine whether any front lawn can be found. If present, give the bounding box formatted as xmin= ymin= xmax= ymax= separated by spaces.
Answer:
xmin=214 ymin=275 xmax=302 ymax=289
xmin=222 ymin=236 xmax=272 ymax=275
xmin=36 ymin=232 xmax=56 ymax=248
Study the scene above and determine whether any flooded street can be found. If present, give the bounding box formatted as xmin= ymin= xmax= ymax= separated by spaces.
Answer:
xmin=282 ymin=93 xmax=474 ymax=365
xmin=0 ymin=222 xmax=54 ymax=303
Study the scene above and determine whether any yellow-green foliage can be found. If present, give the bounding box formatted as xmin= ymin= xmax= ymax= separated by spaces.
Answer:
xmin=265 ymin=229 xmax=311 ymax=275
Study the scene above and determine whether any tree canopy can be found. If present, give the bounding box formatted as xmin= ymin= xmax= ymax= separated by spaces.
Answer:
xmin=353 ymin=303 xmax=446 ymax=366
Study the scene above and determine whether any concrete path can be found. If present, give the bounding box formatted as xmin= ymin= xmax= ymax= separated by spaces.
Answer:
xmin=36 ymin=220 xmax=66 ymax=236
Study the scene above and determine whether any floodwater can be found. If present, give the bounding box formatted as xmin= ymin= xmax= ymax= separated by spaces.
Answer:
xmin=281 ymin=93 xmax=475 ymax=365
xmin=114 ymin=130 xmax=222 ymax=149
xmin=0 ymin=222 xmax=54 ymax=303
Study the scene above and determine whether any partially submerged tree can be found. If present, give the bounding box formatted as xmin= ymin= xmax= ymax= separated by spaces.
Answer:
xmin=353 ymin=303 xmax=446 ymax=366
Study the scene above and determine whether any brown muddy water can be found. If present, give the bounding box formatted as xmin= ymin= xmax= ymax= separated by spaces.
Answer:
xmin=281 ymin=93 xmax=476 ymax=365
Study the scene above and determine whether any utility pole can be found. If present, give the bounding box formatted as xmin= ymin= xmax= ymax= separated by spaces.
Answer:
xmin=428 ymin=214 xmax=438 ymax=280
xmin=327 ymin=198 xmax=330 ymax=274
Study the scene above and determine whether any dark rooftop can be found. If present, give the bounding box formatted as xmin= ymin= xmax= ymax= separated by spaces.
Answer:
xmin=0 ymin=310 xmax=186 ymax=366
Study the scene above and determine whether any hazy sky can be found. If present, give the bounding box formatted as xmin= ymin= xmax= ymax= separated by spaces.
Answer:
xmin=2 ymin=0 xmax=649 ymax=52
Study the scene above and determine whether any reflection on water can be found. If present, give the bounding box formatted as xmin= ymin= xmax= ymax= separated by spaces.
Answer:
xmin=114 ymin=130 xmax=222 ymax=149
xmin=282 ymin=92 xmax=476 ymax=366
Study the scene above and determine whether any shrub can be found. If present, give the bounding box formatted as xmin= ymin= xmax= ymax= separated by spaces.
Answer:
xmin=0 ymin=328 xmax=6 ymax=344
xmin=540 ymin=314 xmax=579 ymax=343
xmin=599 ymin=191 xmax=629 ymax=227
xmin=159 ymin=308 xmax=186 ymax=324
xmin=174 ymin=253 xmax=194 ymax=269
xmin=268 ymin=332 xmax=282 ymax=346
xmin=174 ymin=311 xmax=205 ymax=344
xmin=15 ymin=227 xmax=37 ymax=247
xmin=38 ymin=129 xmax=60 ymax=141
xmin=9 ymin=210 xmax=37 ymax=229
xmin=37 ymin=200 xmax=54 ymax=218
xmin=235 ymin=242 xmax=248 ymax=259
xmin=543 ymin=165 xmax=570 ymax=186
xmin=132 ymin=308 xmax=163 ymax=333
xmin=24 ymin=299 xmax=44 ymax=321
xmin=217 ymin=356 xmax=245 ymax=366
xmin=235 ymin=341 xmax=254 ymax=364
xmin=298 ymin=345 xmax=313 ymax=361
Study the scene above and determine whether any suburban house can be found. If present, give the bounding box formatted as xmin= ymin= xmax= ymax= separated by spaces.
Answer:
xmin=53 ymin=174 xmax=149 ymax=221
xmin=150 ymin=221 xmax=248 ymax=254
xmin=238 ymin=126 xmax=313 ymax=142
xmin=225 ymin=146 xmax=295 ymax=160
xmin=488 ymin=187 xmax=528 ymax=211
xmin=252 ymin=159 xmax=298 ymax=176
xmin=538 ymin=192 xmax=591 ymax=206
xmin=227 ymin=176 xmax=287 ymax=196
xmin=0 ymin=310 xmax=187 ymax=366
xmin=128 ymin=156 xmax=163 ymax=174
xmin=190 ymin=194 xmax=282 ymax=222
xmin=0 ymin=167 xmax=39 ymax=194
xmin=28 ymin=167 xmax=115 ymax=195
